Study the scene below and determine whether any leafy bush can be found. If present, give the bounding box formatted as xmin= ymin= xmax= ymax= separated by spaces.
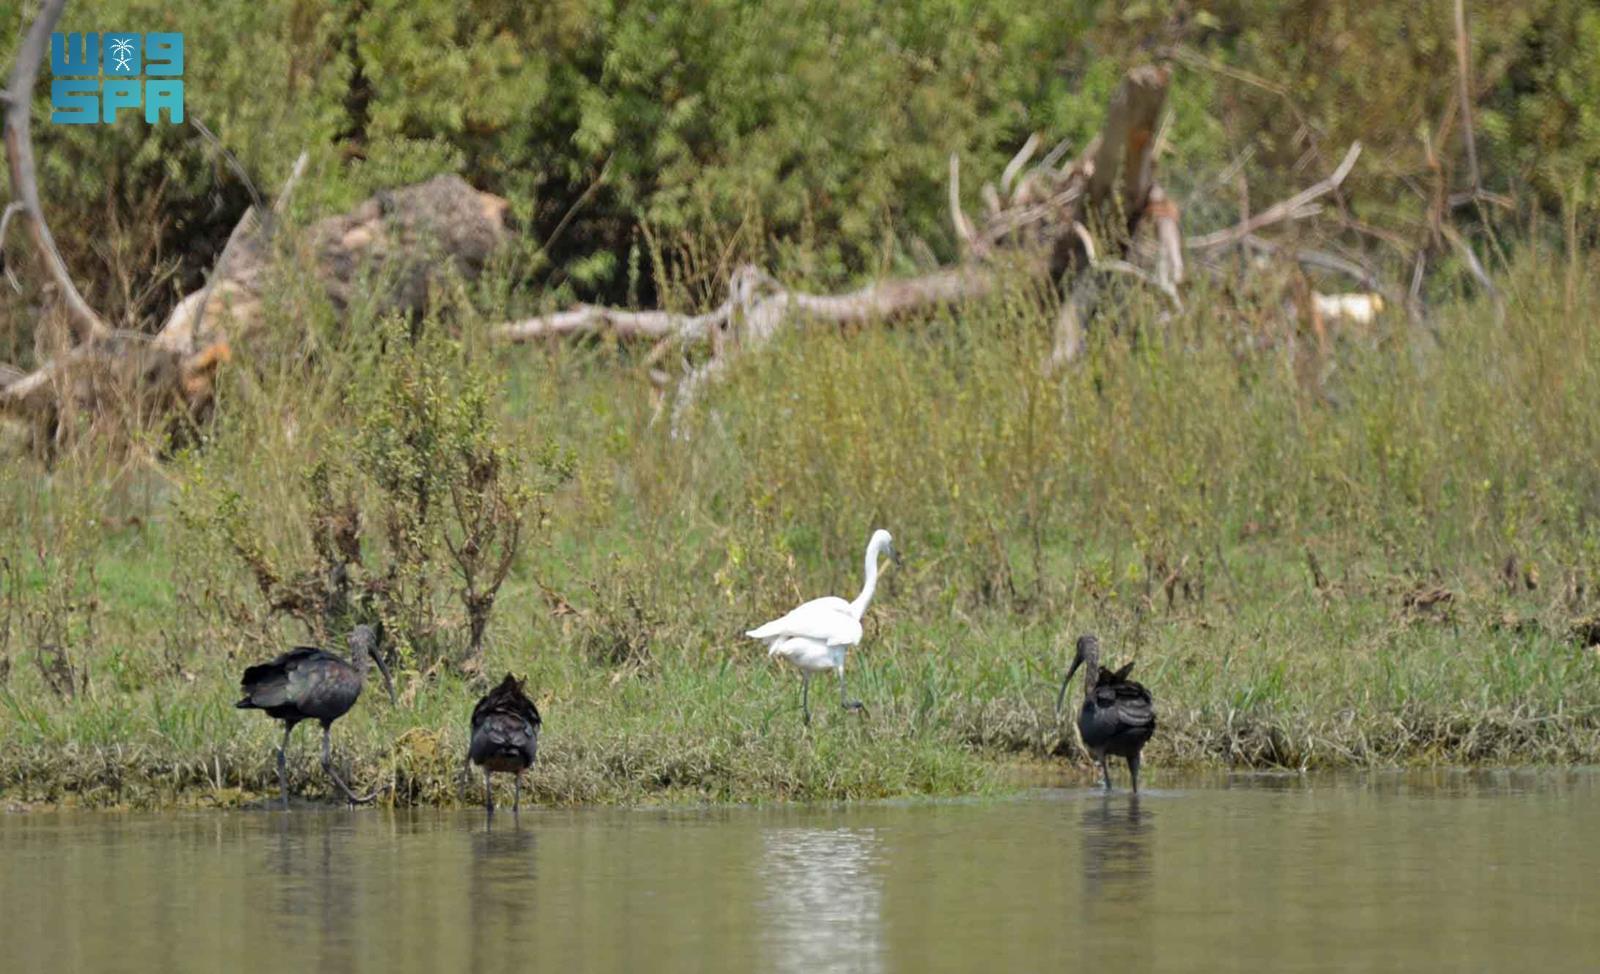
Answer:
xmin=8 ymin=0 xmax=1597 ymax=350
xmin=182 ymin=317 xmax=569 ymax=673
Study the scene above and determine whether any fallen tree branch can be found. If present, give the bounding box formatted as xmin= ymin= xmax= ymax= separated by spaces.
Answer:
xmin=1241 ymin=235 xmax=1381 ymax=291
xmin=1186 ymin=142 xmax=1362 ymax=251
xmin=1439 ymin=222 xmax=1501 ymax=309
xmin=2 ymin=0 xmax=109 ymax=344
xmin=1096 ymin=258 xmax=1181 ymax=308
xmin=498 ymin=304 xmax=729 ymax=344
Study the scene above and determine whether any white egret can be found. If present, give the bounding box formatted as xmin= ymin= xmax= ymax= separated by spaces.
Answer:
xmin=745 ymin=529 xmax=897 ymax=724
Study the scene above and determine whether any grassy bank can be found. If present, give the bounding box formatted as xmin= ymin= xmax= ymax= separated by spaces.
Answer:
xmin=4 ymin=241 xmax=1600 ymax=810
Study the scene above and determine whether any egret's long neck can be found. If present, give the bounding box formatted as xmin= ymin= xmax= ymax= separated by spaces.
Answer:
xmin=849 ymin=541 xmax=883 ymax=620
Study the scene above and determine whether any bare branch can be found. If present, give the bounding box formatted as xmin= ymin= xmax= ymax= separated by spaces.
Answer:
xmin=1071 ymin=222 xmax=1097 ymax=263
xmin=1000 ymin=132 xmax=1041 ymax=196
xmin=1439 ymin=223 xmax=1501 ymax=310
xmin=190 ymin=115 xmax=264 ymax=216
xmin=1096 ymin=258 xmax=1181 ymax=308
xmin=0 ymin=201 xmax=23 ymax=292
xmin=1186 ymin=142 xmax=1363 ymax=251
xmin=980 ymin=181 xmax=1002 ymax=220
xmin=1147 ymin=185 xmax=1183 ymax=289
xmin=497 ymin=304 xmax=730 ymax=343
xmin=948 ymin=153 xmax=976 ymax=246
xmin=273 ymin=152 xmax=310 ymax=217
xmin=1241 ymin=235 xmax=1381 ymax=290
xmin=1453 ymin=0 xmax=1480 ymax=196
xmin=1038 ymin=137 xmax=1073 ymax=173
xmin=3 ymin=0 xmax=109 ymax=343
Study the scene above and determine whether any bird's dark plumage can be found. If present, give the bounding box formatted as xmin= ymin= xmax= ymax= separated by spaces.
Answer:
xmin=468 ymin=673 xmax=541 ymax=816
xmin=237 ymin=647 xmax=363 ymax=724
xmin=1056 ymin=634 xmax=1157 ymax=792
xmin=235 ymin=626 xmax=393 ymax=807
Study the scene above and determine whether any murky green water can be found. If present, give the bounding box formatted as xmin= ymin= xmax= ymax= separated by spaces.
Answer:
xmin=3 ymin=770 xmax=1597 ymax=973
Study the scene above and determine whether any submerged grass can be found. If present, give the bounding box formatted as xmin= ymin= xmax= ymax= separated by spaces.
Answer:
xmin=4 ymin=240 xmax=1600 ymax=809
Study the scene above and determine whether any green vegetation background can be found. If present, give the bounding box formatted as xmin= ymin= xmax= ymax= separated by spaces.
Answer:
xmin=2 ymin=1 xmax=1599 ymax=808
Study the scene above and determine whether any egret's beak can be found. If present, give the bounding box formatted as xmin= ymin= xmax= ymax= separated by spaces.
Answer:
xmin=369 ymin=646 xmax=397 ymax=705
xmin=888 ymin=543 xmax=903 ymax=567
xmin=1055 ymin=655 xmax=1083 ymax=716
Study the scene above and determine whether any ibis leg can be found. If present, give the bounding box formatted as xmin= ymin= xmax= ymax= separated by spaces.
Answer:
xmin=320 ymin=724 xmax=371 ymax=806
xmin=1098 ymin=755 xmax=1112 ymax=791
xmin=1129 ymin=754 xmax=1141 ymax=794
xmin=277 ymin=723 xmax=293 ymax=809
xmin=484 ymin=769 xmax=494 ymax=817
xmin=514 ymin=772 xmax=522 ymax=816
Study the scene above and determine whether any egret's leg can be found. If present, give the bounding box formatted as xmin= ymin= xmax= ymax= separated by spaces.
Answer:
xmin=1129 ymin=754 xmax=1141 ymax=794
xmin=277 ymin=723 xmax=293 ymax=809
xmin=484 ymin=769 xmax=494 ymax=817
xmin=320 ymin=724 xmax=372 ymax=806
xmin=801 ymin=674 xmax=812 ymax=726
xmin=1098 ymin=755 xmax=1112 ymax=791
xmin=838 ymin=667 xmax=868 ymax=716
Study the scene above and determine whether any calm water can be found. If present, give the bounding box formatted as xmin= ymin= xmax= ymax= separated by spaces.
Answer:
xmin=3 ymin=770 xmax=1597 ymax=973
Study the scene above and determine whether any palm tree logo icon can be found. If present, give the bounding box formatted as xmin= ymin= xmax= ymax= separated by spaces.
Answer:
xmin=109 ymin=37 xmax=135 ymax=74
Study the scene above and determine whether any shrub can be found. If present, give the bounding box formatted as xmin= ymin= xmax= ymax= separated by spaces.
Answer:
xmin=183 ymin=316 xmax=569 ymax=674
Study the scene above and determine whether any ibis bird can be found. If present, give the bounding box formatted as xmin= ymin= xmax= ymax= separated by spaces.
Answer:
xmin=236 ymin=624 xmax=396 ymax=807
xmin=1056 ymin=634 xmax=1156 ymax=792
xmin=745 ymin=528 xmax=897 ymax=724
xmin=468 ymin=673 xmax=541 ymax=816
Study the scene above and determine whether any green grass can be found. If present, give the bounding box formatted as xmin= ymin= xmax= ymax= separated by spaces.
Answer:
xmin=4 ymin=242 xmax=1600 ymax=810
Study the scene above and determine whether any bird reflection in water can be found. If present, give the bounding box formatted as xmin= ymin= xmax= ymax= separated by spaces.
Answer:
xmin=467 ymin=824 xmax=539 ymax=970
xmin=262 ymin=817 xmax=361 ymax=970
xmin=759 ymin=827 xmax=885 ymax=974
xmin=1080 ymin=795 xmax=1154 ymax=905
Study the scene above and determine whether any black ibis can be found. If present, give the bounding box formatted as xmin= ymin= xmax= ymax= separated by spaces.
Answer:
xmin=468 ymin=673 xmax=541 ymax=816
xmin=1056 ymin=634 xmax=1156 ymax=792
xmin=236 ymin=624 xmax=396 ymax=807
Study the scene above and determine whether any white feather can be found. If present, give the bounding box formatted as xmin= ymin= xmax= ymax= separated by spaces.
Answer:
xmin=767 ymin=636 xmax=848 ymax=674
xmin=746 ymin=530 xmax=894 ymax=689
xmin=746 ymin=597 xmax=861 ymax=645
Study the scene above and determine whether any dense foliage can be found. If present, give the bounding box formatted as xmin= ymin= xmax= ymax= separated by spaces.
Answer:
xmin=2 ymin=0 xmax=1598 ymax=348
